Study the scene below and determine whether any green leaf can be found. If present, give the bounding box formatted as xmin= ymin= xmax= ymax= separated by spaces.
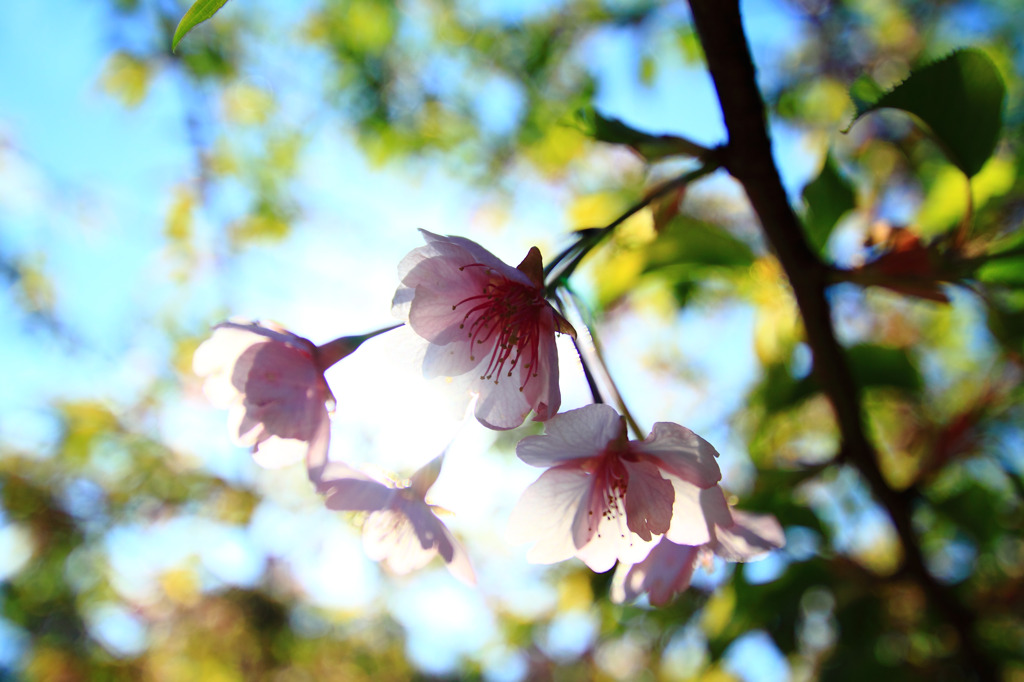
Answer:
xmin=765 ymin=344 xmax=922 ymax=414
xmin=977 ymin=258 xmax=1024 ymax=287
xmin=982 ymin=292 xmax=1024 ymax=351
xmin=802 ymin=153 xmax=856 ymax=253
xmin=643 ymin=216 xmax=754 ymax=272
xmin=172 ymin=0 xmax=231 ymax=52
xmin=846 ymin=48 xmax=1005 ymax=177
xmin=848 ymin=75 xmax=883 ymax=113
xmin=846 ymin=343 xmax=922 ymax=392
xmin=796 ymin=344 xmax=921 ymax=398
xmin=576 ymin=108 xmax=710 ymax=160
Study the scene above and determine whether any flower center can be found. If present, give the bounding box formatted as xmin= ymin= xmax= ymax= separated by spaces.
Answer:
xmin=588 ymin=457 xmax=630 ymax=540
xmin=452 ymin=267 xmax=547 ymax=391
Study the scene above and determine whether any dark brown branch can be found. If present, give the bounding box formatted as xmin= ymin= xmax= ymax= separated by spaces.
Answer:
xmin=685 ymin=1 xmax=996 ymax=679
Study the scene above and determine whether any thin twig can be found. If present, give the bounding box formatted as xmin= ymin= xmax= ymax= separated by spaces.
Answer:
xmin=544 ymin=159 xmax=721 ymax=292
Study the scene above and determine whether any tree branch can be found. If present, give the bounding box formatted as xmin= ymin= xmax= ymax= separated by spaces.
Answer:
xmin=686 ymin=1 xmax=996 ymax=678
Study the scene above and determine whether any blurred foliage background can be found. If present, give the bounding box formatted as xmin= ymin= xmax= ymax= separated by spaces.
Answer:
xmin=1 ymin=0 xmax=1023 ymax=680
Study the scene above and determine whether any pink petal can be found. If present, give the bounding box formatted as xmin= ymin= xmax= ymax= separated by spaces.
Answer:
xmin=304 ymin=410 xmax=333 ymax=488
xmin=406 ymin=263 xmax=488 ymax=345
xmin=506 ymin=466 xmax=591 ymax=565
xmin=621 ymin=459 xmax=675 ymax=541
xmin=238 ymin=343 xmax=322 ymax=417
xmin=516 ymin=404 xmax=624 ymax=468
xmin=520 ymin=309 xmax=561 ymax=422
xmin=713 ymin=510 xmax=786 ymax=562
xmin=418 ymin=229 xmax=532 ymax=286
xmin=630 ymin=421 xmax=722 ymax=488
xmin=611 ymin=540 xmax=701 ymax=606
xmin=323 ymin=476 xmax=396 ymax=513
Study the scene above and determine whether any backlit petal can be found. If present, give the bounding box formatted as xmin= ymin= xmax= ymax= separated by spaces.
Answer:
xmin=516 ymin=404 xmax=623 ymax=467
xmin=621 ymin=459 xmax=675 ymax=541
xmin=663 ymin=478 xmax=713 ymax=546
xmin=631 ymin=421 xmax=722 ymax=487
xmin=713 ymin=510 xmax=785 ymax=562
xmin=611 ymin=540 xmax=700 ymax=606
xmin=507 ymin=466 xmax=590 ymax=565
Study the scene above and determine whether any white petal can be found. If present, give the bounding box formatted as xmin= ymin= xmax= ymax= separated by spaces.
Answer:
xmin=437 ymin=523 xmax=476 ymax=585
xmin=363 ymin=509 xmax=437 ymax=574
xmin=251 ymin=436 xmax=308 ymax=469
xmin=193 ymin=327 xmax=266 ymax=407
xmin=516 ymin=404 xmax=624 ymax=467
xmin=228 ymin=402 xmax=264 ymax=447
xmin=193 ymin=326 xmax=258 ymax=378
xmin=663 ymin=479 xmax=713 ymax=546
xmin=574 ymin=510 xmax=659 ymax=573
xmin=506 ymin=467 xmax=590 ymax=565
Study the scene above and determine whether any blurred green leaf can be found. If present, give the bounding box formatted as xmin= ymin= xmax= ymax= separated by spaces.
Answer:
xmin=844 ymin=343 xmax=923 ymax=393
xmin=802 ymin=154 xmax=855 ymax=253
xmin=762 ymin=345 xmax=922 ymax=415
xmin=977 ymin=258 xmax=1024 ymax=287
xmin=797 ymin=344 xmax=921 ymax=398
xmin=982 ymin=292 xmax=1024 ymax=351
xmin=846 ymin=48 xmax=1005 ymax=177
xmin=644 ymin=216 xmax=755 ymax=272
xmin=173 ymin=0 xmax=231 ymax=52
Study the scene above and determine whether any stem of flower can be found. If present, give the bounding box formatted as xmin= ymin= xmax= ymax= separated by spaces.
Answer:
xmin=543 ymin=158 xmax=722 ymax=295
xmin=557 ymin=289 xmax=646 ymax=440
xmin=952 ymin=173 xmax=975 ymax=250
xmin=571 ymin=334 xmax=605 ymax=406
xmin=316 ymin=323 xmax=404 ymax=371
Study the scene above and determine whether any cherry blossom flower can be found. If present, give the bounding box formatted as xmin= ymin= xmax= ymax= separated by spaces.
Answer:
xmin=611 ymin=486 xmax=785 ymax=606
xmin=193 ymin=320 xmax=368 ymax=471
xmin=506 ymin=404 xmax=723 ymax=572
xmin=392 ymin=229 xmax=575 ymax=430
xmin=318 ymin=455 xmax=475 ymax=584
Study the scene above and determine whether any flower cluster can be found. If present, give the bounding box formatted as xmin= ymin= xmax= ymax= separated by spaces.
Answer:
xmin=194 ymin=230 xmax=783 ymax=601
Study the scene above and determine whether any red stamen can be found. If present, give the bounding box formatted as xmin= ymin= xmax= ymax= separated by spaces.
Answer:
xmin=451 ymin=272 xmax=548 ymax=390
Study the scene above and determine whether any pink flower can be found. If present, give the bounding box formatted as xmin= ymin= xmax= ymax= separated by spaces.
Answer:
xmin=392 ymin=230 xmax=575 ymax=430
xmin=319 ymin=455 xmax=475 ymax=584
xmin=506 ymin=404 xmax=723 ymax=572
xmin=611 ymin=486 xmax=785 ymax=606
xmin=193 ymin=321 xmax=359 ymax=471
